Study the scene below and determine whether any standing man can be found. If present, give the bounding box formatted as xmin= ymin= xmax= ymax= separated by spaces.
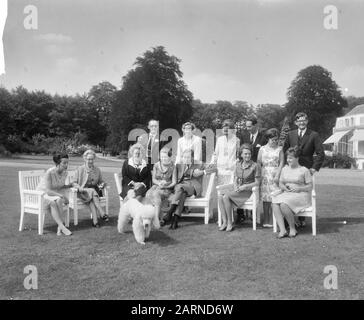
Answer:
xmin=138 ymin=120 xmax=162 ymax=179
xmin=239 ymin=116 xmax=267 ymax=162
xmin=283 ymin=112 xmax=325 ymax=227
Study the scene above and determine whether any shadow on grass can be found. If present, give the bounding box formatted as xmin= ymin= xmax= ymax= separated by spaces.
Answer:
xmin=317 ymin=216 xmax=364 ymax=234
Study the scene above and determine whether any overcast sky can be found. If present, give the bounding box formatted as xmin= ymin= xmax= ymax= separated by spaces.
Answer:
xmin=2 ymin=0 xmax=364 ymax=105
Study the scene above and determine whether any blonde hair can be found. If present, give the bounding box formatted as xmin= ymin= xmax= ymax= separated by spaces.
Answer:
xmin=128 ymin=143 xmax=146 ymax=159
xmin=83 ymin=149 xmax=96 ymax=161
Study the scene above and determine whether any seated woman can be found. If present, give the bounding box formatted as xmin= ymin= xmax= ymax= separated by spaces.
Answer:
xmin=218 ymin=143 xmax=261 ymax=232
xmin=145 ymin=147 xmax=176 ymax=219
xmin=36 ymin=153 xmax=73 ymax=236
xmin=272 ymin=147 xmax=313 ymax=238
xmin=72 ymin=149 xmax=109 ymax=228
xmin=161 ymin=149 xmax=215 ymax=230
xmin=120 ymin=143 xmax=151 ymax=199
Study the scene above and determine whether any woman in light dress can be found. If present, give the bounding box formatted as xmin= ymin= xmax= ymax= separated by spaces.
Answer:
xmin=257 ymin=128 xmax=284 ymax=228
xmin=211 ymin=119 xmax=240 ymax=186
xmin=175 ymin=122 xmax=202 ymax=164
xmin=37 ymin=153 xmax=73 ymax=236
xmin=72 ymin=150 xmax=109 ymax=228
xmin=272 ymin=147 xmax=313 ymax=238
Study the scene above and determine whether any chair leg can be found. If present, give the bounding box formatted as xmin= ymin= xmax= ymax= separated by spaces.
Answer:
xmin=19 ymin=208 xmax=25 ymax=231
xmin=65 ymin=206 xmax=70 ymax=228
xmin=38 ymin=212 xmax=44 ymax=235
xmin=252 ymin=206 xmax=257 ymax=231
xmin=204 ymin=207 xmax=209 ymax=224
xmin=74 ymin=207 xmax=78 ymax=226
xmin=312 ymin=214 xmax=316 ymax=236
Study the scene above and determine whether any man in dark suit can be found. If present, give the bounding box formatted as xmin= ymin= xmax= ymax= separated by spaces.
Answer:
xmin=283 ymin=112 xmax=325 ymax=227
xmin=239 ymin=116 xmax=267 ymax=162
xmin=138 ymin=119 xmax=161 ymax=168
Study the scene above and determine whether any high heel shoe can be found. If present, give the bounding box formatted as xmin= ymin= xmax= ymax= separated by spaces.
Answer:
xmin=226 ymin=225 xmax=234 ymax=232
xmin=218 ymin=224 xmax=227 ymax=231
xmin=60 ymin=226 xmax=72 ymax=236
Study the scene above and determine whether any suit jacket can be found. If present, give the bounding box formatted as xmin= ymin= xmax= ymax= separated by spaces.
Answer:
xmin=239 ymin=129 xmax=267 ymax=162
xmin=175 ymin=163 xmax=206 ymax=197
xmin=283 ymin=128 xmax=325 ymax=171
xmin=121 ymin=159 xmax=151 ymax=198
xmin=139 ymin=132 xmax=167 ymax=165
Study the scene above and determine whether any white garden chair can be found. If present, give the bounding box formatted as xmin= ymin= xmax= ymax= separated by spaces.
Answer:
xmin=273 ymin=175 xmax=317 ymax=236
xmin=216 ymin=180 xmax=260 ymax=231
xmin=114 ymin=172 xmax=216 ymax=224
xmin=18 ymin=170 xmax=70 ymax=235
xmin=67 ymin=170 xmax=110 ymax=225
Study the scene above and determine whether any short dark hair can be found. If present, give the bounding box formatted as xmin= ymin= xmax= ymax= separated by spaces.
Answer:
xmin=245 ymin=116 xmax=257 ymax=126
xmin=265 ymin=128 xmax=279 ymax=140
xmin=53 ymin=153 xmax=69 ymax=165
xmin=295 ymin=112 xmax=308 ymax=121
xmin=285 ymin=146 xmax=301 ymax=158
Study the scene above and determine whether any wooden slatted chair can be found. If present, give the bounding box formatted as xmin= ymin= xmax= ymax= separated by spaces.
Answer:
xmin=67 ymin=170 xmax=110 ymax=225
xmin=18 ymin=170 xmax=70 ymax=235
xmin=114 ymin=172 xmax=216 ymax=224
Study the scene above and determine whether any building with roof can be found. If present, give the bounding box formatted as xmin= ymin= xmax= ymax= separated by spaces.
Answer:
xmin=324 ymin=104 xmax=364 ymax=169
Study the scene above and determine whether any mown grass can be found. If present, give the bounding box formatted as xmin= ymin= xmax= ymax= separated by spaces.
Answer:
xmin=0 ymin=162 xmax=363 ymax=300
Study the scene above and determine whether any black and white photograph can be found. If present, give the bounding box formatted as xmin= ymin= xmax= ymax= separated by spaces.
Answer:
xmin=0 ymin=0 xmax=363 ymax=305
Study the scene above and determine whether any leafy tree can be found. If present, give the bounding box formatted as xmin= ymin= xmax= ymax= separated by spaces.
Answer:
xmin=88 ymin=81 xmax=117 ymax=147
xmin=110 ymin=46 xmax=193 ymax=151
xmin=286 ymin=65 xmax=347 ymax=139
xmin=0 ymin=87 xmax=14 ymax=147
xmin=256 ymin=104 xmax=287 ymax=131
xmin=343 ymin=95 xmax=364 ymax=114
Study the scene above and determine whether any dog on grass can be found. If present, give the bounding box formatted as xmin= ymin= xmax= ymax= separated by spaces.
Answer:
xmin=117 ymin=187 xmax=160 ymax=245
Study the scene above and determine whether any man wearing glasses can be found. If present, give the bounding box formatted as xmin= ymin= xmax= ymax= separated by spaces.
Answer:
xmin=283 ymin=112 xmax=325 ymax=227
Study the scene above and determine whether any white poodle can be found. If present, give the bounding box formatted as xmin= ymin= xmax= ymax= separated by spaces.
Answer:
xmin=117 ymin=190 xmax=160 ymax=245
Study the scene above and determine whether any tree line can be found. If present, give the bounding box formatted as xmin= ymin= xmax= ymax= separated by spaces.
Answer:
xmin=0 ymin=46 xmax=356 ymax=157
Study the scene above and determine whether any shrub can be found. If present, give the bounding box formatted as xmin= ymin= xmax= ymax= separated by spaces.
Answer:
xmin=322 ymin=153 xmax=357 ymax=169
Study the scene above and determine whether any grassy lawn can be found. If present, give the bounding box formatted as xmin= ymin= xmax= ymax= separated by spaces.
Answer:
xmin=0 ymin=158 xmax=363 ymax=300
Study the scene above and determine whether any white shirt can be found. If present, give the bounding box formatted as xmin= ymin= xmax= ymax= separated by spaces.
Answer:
xmin=175 ymin=135 xmax=202 ymax=164
xmin=212 ymin=135 xmax=240 ymax=173
xmin=298 ymin=128 xmax=307 ymax=138
xmin=250 ymin=131 xmax=258 ymax=144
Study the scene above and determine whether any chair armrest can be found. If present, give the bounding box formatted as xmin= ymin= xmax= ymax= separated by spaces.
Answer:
xmin=312 ymin=189 xmax=316 ymax=198
xmin=23 ymin=189 xmax=45 ymax=196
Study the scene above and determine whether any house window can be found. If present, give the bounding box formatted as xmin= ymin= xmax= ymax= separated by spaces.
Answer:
xmin=345 ymin=118 xmax=350 ymax=127
xmin=337 ymin=119 xmax=344 ymax=128
xmin=360 ymin=117 xmax=364 ymax=125
xmin=351 ymin=117 xmax=355 ymax=126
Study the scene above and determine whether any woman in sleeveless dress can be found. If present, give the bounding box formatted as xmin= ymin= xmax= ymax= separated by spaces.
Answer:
xmin=272 ymin=147 xmax=313 ymax=238
xmin=257 ymin=128 xmax=284 ymax=228
xmin=37 ymin=154 xmax=72 ymax=236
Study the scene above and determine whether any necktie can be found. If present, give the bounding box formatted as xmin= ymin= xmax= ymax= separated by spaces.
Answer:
xmin=299 ymin=130 xmax=303 ymax=138
xmin=250 ymin=134 xmax=254 ymax=144
xmin=147 ymin=135 xmax=152 ymax=158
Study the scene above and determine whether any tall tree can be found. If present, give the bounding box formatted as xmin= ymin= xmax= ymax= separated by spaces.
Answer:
xmin=255 ymin=104 xmax=287 ymax=131
xmin=110 ymin=46 xmax=193 ymax=151
xmin=88 ymin=81 xmax=117 ymax=147
xmin=286 ymin=65 xmax=347 ymax=139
